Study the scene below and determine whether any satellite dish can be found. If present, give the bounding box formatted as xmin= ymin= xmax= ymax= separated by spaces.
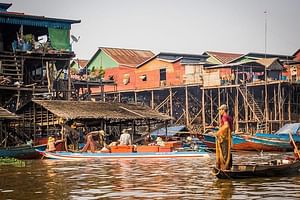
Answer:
xmin=71 ymin=35 xmax=80 ymax=44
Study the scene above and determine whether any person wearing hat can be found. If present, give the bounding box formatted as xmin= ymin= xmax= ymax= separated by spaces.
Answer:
xmin=119 ymin=129 xmax=132 ymax=145
xmin=216 ymin=104 xmax=233 ymax=170
xmin=156 ymin=137 xmax=165 ymax=146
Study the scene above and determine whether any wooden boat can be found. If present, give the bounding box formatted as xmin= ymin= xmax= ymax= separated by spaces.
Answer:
xmin=202 ymin=133 xmax=292 ymax=151
xmin=212 ymin=159 xmax=300 ymax=179
xmin=0 ymin=140 xmax=65 ymax=159
xmin=0 ymin=144 xmax=47 ymax=159
xmin=36 ymin=150 xmax=210 ymax=160
xmin=255 ymin=123 xmax=300 ymax=142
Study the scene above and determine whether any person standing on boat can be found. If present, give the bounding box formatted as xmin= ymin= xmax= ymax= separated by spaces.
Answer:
xmin=119 ymin=129 xmax=132 ymax=145
xmin=216 ymin=104 xmax=233 ymax=170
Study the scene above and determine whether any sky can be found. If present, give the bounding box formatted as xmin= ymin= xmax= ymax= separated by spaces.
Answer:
xmin=3 ymin=0 xmax=300 ymax=60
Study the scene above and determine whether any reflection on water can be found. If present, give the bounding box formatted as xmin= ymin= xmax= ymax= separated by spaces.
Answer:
xmin=0 ymin=152 xmax=300 ymax=199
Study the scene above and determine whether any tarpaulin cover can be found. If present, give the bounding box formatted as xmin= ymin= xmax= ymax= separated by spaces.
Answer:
xmin=48 ymin=28 xmax=71 ymax=51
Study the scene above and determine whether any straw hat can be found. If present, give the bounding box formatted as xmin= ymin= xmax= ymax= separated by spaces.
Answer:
xmin=99 ymin=130 xmax=105 ymax=135
xmin=156 ymin=137 xmax=162 ymax=142
xmin=218 ymin=104 xmax=228 ymax=111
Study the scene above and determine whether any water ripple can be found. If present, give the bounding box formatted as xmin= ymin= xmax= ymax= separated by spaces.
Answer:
xmin=0 ymin=152 xmax=300 ymax=199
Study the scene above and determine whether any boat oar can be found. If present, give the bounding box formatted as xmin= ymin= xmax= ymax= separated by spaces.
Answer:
xmin=288 ymin=131 xmax=300 ymax=159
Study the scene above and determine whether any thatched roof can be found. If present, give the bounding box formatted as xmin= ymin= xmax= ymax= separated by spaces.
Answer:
xmin=0 ymin=107 xmax=19 ymax=120
xmin=33 ymin=100 xmax=172 ymax=121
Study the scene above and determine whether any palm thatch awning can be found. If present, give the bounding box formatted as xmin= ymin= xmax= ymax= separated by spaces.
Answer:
xmin=33 ymin=100 xmax=172 ymax=121
xmin=0 ymin=107 xmax=19 ymax=120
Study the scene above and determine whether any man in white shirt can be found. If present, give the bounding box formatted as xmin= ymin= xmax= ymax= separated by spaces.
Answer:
xmin=119 ymin=129 xmax=132 ymax=145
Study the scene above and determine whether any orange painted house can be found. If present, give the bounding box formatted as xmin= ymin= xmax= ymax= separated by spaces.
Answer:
xmin=134 ymin=52 xmax=208 ymax=90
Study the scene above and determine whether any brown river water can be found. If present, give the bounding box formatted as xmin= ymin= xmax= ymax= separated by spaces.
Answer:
xmin=1 ymin=151 xmax=300 ymax=200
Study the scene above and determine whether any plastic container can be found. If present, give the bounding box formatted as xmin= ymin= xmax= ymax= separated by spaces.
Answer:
xmin=159 ymin=147 xmax=172 ymax=152
xmin=110 ymin=145 xmax=133 ymax=153
xmin=136 ymin=145 xmax=159 ymax=152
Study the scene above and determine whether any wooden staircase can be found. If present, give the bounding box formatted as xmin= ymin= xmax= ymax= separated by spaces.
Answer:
xmin=238 ymin=86 xmax=265 ymax=122
xmin=0 ymin=53 xmax=23 ymax=83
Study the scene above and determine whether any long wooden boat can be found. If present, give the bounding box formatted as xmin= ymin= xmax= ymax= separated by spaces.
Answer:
xmin=255 ymin=123 xmax=300 ymax=142
xmin=0 ymin=140 xmax=65 ymax=159
xmin=212 ymin=159 xmax=300 ymax=179
xmin=0 ymin=144 xmax=47 ymax=159
xmin=36 ymin=150 xmax=210 ymax=160
xmin=202 ymin=133 xmax=292 ymax=151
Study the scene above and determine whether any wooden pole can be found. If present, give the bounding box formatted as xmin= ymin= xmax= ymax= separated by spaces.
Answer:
xmin=288 ymin=85 xmax=291 ymax=122
xmin=169 ymin=88 xmax=173 ymax=123
xmin=185 ymin=86 xmax=189 ymax=126
xmin=202 ymin=88 xmax=206 ymax=133
xmin=151 ymin=90 xmax=154 ymax=109
xmin=210 ymin=90 xmax=213 ymax=125
xmin=218 ymin=88 xmax=221 ymax=122
xmin=274 ymin=86 xmax=277 ymax=120
xmin=235 ymin=87 xmax=239 ymax=131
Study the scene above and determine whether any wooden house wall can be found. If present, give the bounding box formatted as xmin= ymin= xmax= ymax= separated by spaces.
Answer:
xmin=183 ymin=64 xmax=203 ymax=84
xmin=203 ymin=68 xmax=221 ymax=86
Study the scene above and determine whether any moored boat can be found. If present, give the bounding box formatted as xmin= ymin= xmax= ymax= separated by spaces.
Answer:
xmin=212 ymin=159 xmax=300 ymax=179
xmin=0 ymin=140 xmax=65 ymax=159
xmin=36 ymin=150 xmax=210 ymax=160
xmin=255 ymin=123 xmax=300 ymax=142
xmin=0 ymin=144 xmax=47 ymax=159
xmin=202 ymin=133 xmax=293 ymax=151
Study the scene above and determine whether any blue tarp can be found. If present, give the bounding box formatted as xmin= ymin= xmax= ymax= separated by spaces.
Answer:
xmin=275 ymin=123 xmax=300 ymax=135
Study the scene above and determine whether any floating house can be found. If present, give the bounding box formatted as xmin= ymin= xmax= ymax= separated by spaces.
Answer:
xmin=85 ymin=47 xmax=154 ymax=93
xmin=0 ymin=3 xmax=80 ymax=147
xmin=0 ymin=3 xmax=80 ymax=112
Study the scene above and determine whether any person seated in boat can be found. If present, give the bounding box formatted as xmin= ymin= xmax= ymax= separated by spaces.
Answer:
xmin=184 ymin=136 xmax=198 ymax=150
xmin=215 ymin=104 xmax=233 ymax=170
xmin=119 ymin=129 xmax=132 ymax=146
xmin=156 ymin=137 xmax=165 ymax=147
xmin=46 ymin=135 xmax=56 ymax=152
xmin=80 ymin=130 xmax=101 ymax=153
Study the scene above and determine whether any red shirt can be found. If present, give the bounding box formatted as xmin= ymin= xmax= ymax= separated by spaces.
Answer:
xmin=220 ymin=113 xmax=233 ymax=131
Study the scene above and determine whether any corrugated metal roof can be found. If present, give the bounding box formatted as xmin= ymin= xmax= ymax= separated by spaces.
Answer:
xmin=0 ymin=10 xmax=80 ymax=29
xmin=0 ymin=3 xmax=11 ymax=11
xmin=205 ymin=51 xmax=243 ymax=64
xmin=101 ymin=47 xmax=154 ymax=68
xmin=0 ymin=107 xmax=19 ymax=120
xmin=137 ymin=52 xmax=208 ymax=67
xmin=31 ymin=100 xmax=171 ymax=121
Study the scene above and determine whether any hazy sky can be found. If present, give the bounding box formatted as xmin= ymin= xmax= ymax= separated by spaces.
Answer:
xmin=3 ymin=0 xmax=300 ymax=59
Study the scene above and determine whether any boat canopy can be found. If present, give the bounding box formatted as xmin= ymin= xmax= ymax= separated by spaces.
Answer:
xmin=275 ymin=123 xmax=300 ymax=135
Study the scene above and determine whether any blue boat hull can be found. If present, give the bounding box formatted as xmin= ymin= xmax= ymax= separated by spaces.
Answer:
xmin=202 ymin=134 xmax=292 ymax=151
